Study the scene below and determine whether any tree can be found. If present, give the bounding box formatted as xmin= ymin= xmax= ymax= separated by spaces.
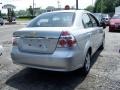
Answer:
xmin=85 ymin=5 xmax=94 ymax=12
xmin=94 ymin=0 xmax=106 ymax=13
xmin=94 ymin=0 xmax=120 ymax=13
xmin=114 ymin=0 xmax=120 ymax=7
xmin=103 ymin=0 xmax=115 ymax=13
xmin=16 ymin=10 xmax=26 ymax=16
xmin=0 ymin=10 xmax=1 ymax=17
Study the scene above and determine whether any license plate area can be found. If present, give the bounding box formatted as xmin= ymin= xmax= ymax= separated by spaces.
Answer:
xmin=115 ymin=23 xmax=120 ymax=27
xmin=20 ymin=38 xmax=49 ymax=53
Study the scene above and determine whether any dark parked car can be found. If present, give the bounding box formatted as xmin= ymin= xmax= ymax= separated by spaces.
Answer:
xmin=109 ymin=14 xmax=120 ymax=32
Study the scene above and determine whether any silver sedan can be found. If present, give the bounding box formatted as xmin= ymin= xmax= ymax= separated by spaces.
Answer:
xmin=11 ymin=10 xmax=105 ymax=74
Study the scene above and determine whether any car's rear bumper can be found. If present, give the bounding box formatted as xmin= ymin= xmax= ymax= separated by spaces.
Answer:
xmin=11 ymin=47 xmax=84 ymax=71
xmin=109 ymin=25 xmax=120 ymax=31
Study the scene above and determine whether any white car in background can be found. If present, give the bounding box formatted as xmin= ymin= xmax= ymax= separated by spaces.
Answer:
xmin=0 ymin=45 xmax=3 ymax=56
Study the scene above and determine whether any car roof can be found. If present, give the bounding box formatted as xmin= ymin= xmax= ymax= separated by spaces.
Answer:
xmin=42 ymin=10 xmax=90 ymax=15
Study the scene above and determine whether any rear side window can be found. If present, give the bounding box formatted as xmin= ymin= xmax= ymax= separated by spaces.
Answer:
xmin=88 ymin=14 xmax=99 ymax=27
xmin=82 ymin=14 xmax=93 ymax=28
xmin=27 ymin=12 xmax=75 ymax=27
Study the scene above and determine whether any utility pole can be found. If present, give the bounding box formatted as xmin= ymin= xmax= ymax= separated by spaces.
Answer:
xmin=76 ymin=0 xmax=78 ymax=10
xmin=57 ymin=0 xmax=61 ymax=9
xmin=33 ymin=0 xmax=34 ymax=16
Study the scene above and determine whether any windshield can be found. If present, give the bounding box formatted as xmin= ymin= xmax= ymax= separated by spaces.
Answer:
xmin=112 ymin=15 xmax=120 ymax=19
xmin=27 ymin=12 xmax=75 ymax=27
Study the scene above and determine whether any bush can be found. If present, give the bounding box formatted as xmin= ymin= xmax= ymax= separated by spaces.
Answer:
xmin=18 ymin=16 xmax=36 ymax=19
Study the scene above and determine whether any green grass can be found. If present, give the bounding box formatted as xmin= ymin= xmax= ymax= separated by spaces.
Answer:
xmin=16 ymin=18 xmax=32 ymax=21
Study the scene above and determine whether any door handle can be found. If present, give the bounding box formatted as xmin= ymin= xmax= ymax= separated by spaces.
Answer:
xmin=88 ymin=32 xmax=92 ymax=37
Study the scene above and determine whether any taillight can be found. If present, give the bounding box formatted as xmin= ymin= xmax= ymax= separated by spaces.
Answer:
xmin=12 ymin=37 xmax=19 ymax=46
xmin=57 ymin=31 xmax=76 ymax=48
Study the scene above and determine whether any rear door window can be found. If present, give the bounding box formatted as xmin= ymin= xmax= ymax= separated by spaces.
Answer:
xmin=82 ymin=14 xmax=93 ymax=28
xmin=88 ymin=14 xmax=99 ymax=27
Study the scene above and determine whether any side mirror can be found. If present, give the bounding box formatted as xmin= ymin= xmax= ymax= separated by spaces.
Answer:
xmin=100 ymin=21 xmax=106 ymax=29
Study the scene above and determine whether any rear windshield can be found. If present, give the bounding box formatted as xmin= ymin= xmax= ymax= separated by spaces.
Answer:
xmin=112 ymin=15 xmax=120 ymax=19
xmin=27 ymin=12 xmax=75 ymax=27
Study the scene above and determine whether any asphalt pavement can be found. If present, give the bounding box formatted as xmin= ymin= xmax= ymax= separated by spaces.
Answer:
xmin=0 ymin=24 xmax=120 ymax=90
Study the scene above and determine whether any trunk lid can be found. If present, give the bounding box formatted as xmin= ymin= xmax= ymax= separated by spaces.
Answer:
xmin=13 ymin=27 xmax=70 ymax=54
xmin=110 ymin=19 xmax=120 ymax=23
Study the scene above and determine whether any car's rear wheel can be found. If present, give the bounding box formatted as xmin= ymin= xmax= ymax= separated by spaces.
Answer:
xmin=81 ymin=51 xmax=91 ymax=75
xmin=0 ymin=23 xmax=3 ymax=26
xmin=0 ymin=53 xmax=2 ymax=56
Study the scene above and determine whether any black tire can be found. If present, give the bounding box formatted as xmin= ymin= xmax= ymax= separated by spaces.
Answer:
xmin=0 ymin=23 xmax=3 ymax=26
xmin=81 ymin=52 xmax=91 ymax=75
xmin=0 ymin=53 xmax=2 ymax=56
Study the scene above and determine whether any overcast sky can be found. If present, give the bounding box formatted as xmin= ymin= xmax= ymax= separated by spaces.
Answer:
xmin=0 ymin=0 xmax=95 ymax=12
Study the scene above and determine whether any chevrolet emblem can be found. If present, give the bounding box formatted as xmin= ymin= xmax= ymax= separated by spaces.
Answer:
xmin=31 ymin=32 xmax=36 ymax=37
